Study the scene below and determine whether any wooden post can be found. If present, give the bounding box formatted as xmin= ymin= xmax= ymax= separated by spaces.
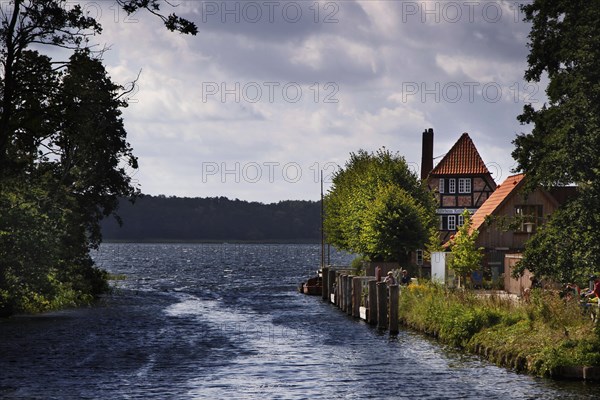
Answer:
xmin=368 ymin=279 xmax=378 ymax=325
xmin=338 ymin=274 xmax=344 ymax=310
xmin=346 ymin=275 xmax=354 ymax=316
xmin=343 ymin=275 xmax=350 ymax=313
xmin=377 ymin=282 xmax=388 ymax=330
xmin=322 ymin=267 xmax=329 ymax=301
xmin=328 ymin=269 xmax=336 ymax=303
xmin=335 ymin=273 xmax=341 ymax=307
xmin=389 ymin=284 xmax=399 ymax=334
xmin=336 ymin=273 xmax=341 ymax=308
xmin=340 ymin=274 xmax=347 ymax=310
xmin=352 ymin=277 xmax=362 ymax=318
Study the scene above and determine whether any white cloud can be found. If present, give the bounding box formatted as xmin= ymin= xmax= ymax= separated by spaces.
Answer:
xmin=71 ymin=0 xmax=540 ymax=202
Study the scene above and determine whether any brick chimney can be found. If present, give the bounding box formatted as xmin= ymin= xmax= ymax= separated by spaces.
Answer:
xmin=420 ymin=128 xmax=434 ymax=180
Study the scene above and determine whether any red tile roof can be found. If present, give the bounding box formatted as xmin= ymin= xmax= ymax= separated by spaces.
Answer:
xmin=469 ymin=173 xmax=526 ymax=233
xmin=430 ymin=133 xmax=490 ymax=176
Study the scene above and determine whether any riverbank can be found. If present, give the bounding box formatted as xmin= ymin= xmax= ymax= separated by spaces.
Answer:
xmin=398 ymin=283 xmax=600 ymax=380
xmin=6 ymin=243 xmax=596 ymax=399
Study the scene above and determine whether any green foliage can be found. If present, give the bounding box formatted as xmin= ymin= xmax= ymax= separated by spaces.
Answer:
xmin=399 ymin=283 xmax=600 ymax=376
xmin=361 ymin=184 xmax=432 ymax=261
xmin=424 ymin=225 xmax=443 ymax=262
xmin=399 ymin=283 xmax=510 ymax=347
xmin=512 ymin=1 xmax=600 ymax=282
xmin=324 ymin=148 xmax=436 ymax=261
xmin=514 ymin=0 xmax=600 ymax=189
xmin=0 ymin=0 xmax=197 ymax=314
xmin=350 ymin=255 xmax=369 ymax=276
xmin=0 ymin=177 xmax=108 ymax=315
xmin=514 ymin=191 xmax=600 ymax=283
xmin=1 ymin=1 xmax=196 ymax=169
xmin=448 ymin=210 xmax=483 ymax=287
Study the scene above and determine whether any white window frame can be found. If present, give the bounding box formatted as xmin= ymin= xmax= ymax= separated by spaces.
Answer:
xmin=458 ymin=214 xmax=464 ymax=227
xmin=448 ymin=178 xmax=456 ymax=194
xmin=448 ymin=215 xmax=456 ymax=231
xmin=439 ymin=178 xmax=444 ymax=194
xmin=458 ymin=178 xmax=471 ymax=194
xmin=416 ymin=250 xmax=424 ymax=266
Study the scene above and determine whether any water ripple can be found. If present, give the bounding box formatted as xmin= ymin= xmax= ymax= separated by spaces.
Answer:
xmin=0 ymin=244 xmax=598 ymax=399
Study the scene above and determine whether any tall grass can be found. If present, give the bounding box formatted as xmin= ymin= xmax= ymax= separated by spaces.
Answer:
xmin=398 ymin=283 xmax=600 ymax=376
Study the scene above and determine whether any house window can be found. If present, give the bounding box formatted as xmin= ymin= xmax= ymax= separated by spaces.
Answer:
xmin=448 ymin=215 xmax=456 ymax=231
xmin=439 ymin=216 xmax=444 ymax=230
xmin=449 ymin=178 xmax=456 ymax=194
xmin=458 ymin=214 xmax=465 ymax=227
xmin=515 ymin=205 xmax=543 ymax=232
xmin=416 ymin=250 xmax=424 ymax=266
xmin=439 ymin=179 xmax=444 ymax=194
xmin=458 ymin=178 xmax=471 ymax=193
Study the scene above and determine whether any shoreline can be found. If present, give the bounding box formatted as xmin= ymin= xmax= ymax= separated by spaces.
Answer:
xmin=398 ymin=284 xmax=600 ymax=381
xmin=320 ymin=271 xmax=600 ymax=382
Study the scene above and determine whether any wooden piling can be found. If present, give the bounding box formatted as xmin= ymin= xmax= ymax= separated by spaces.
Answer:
xmin=346 ymin=275 xmax=354 ymax=316
xmin=343 ymin=275 xmax=350 ymax=313
xmin=340 ymin=273 xmax=346 ymax=309
xmin=335 ymin=272 xmax=343 ymax=309
xmin=352 ymin=277 xmax=362 ymax=318
xmin=328 ymin=269 xmax=336 ymax=303
xmin=377 ymin=282 xmax=388 ymax=330
xmin=322 ymin=266 xmax=329 ymax=301
xmin=389 ymin=284 xmax=399 ymax=334
xmin=336 ymin=273 xmax=342 ymax=308
xmin=368 ymin=279 xmax=378 ymax=325
xmin=338 ymin=274 xmax=344 ymax=310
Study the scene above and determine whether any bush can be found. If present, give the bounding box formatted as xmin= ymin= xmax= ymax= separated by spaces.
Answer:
xmin=350 ymin=256 xmax=369 ymax=276
xmin=398 ymin=282 xmax=600 ymax=376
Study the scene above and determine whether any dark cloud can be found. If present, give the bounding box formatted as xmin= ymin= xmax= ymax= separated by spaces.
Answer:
xmin=94 ymin=0 xmax=540 ymax=201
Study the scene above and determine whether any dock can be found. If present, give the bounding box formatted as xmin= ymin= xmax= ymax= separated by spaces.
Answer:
xmin=320 ymin=266 xmax=400 ymax=334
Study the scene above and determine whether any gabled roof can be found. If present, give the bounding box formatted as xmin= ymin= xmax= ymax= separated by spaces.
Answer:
xmin=469 ymin=173 xmax=526 ymax=233
xmin=430 ymin=133 xmax=490 ymax=176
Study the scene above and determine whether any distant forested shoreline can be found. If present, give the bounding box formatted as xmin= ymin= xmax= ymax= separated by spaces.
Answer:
xmin=101 ymin=195 xmax=321 ymax=243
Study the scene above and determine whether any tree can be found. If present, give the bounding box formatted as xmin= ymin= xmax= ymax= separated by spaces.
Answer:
xmin=511 ymin=1 xmax=600 ymax=281
xmin=324 ymin=148 xmax=436 ymax=262
xmin=0 ymin=49 xmax=137 ymax=314
xmin=513 ymin=191 xmax=600 ymax=285
xmin=361 ymin=184 xmax=432 ymax=261
xmin=0 ymin=0 xmax=197 ymax=170
xmin=0 ymin=1 xmax=197 ymax=314
xmin=55 ymin=49 xmax=140 ymax=246
xmin=447 ymin=210 xmax=483 ymax=288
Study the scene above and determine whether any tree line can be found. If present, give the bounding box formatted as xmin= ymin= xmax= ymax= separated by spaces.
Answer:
xmin=101 ymin=196 xmax=322 ymax=242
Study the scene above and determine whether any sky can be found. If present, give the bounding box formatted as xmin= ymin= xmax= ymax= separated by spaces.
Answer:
xmin=83 ymin=0 xmax=543 ymax=203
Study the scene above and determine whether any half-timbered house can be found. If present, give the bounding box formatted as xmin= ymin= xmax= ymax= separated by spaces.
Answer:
xmin=422 ymin=131 xmax=496 ymax=242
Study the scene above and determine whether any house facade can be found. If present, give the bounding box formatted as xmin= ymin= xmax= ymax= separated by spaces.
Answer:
xmin=421 ymin=131 xmax=496 ymax=243
xmin=466 ymin=173 xmax=577 ymax=284
xmin=469 ymin=173 xmax=560 ymax=251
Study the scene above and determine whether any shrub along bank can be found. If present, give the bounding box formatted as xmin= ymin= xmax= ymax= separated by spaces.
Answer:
xmin=398 ymin=283 xmax=600 ymax=378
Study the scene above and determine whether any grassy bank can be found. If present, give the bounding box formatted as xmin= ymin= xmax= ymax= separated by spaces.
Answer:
xmin=0 ymin=264 xmax=109 ymax=317
xmin=398 ymin=283 xmax=600 ymax=377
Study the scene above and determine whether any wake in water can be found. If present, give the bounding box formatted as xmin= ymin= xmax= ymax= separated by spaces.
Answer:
xmin=0 ymin=243 xmax=596 ymax=399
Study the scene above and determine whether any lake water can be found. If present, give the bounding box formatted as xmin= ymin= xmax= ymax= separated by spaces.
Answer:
xmin=0 ymin=243 xmax=598 ymax=399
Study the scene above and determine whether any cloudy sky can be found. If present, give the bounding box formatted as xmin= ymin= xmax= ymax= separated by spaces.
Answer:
xmin=88 ymin=0 xmax=542 ymax=203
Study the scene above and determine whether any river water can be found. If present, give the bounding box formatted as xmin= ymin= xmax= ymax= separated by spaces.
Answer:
xmin=0 ymin=243 xmax=598 ymax=399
